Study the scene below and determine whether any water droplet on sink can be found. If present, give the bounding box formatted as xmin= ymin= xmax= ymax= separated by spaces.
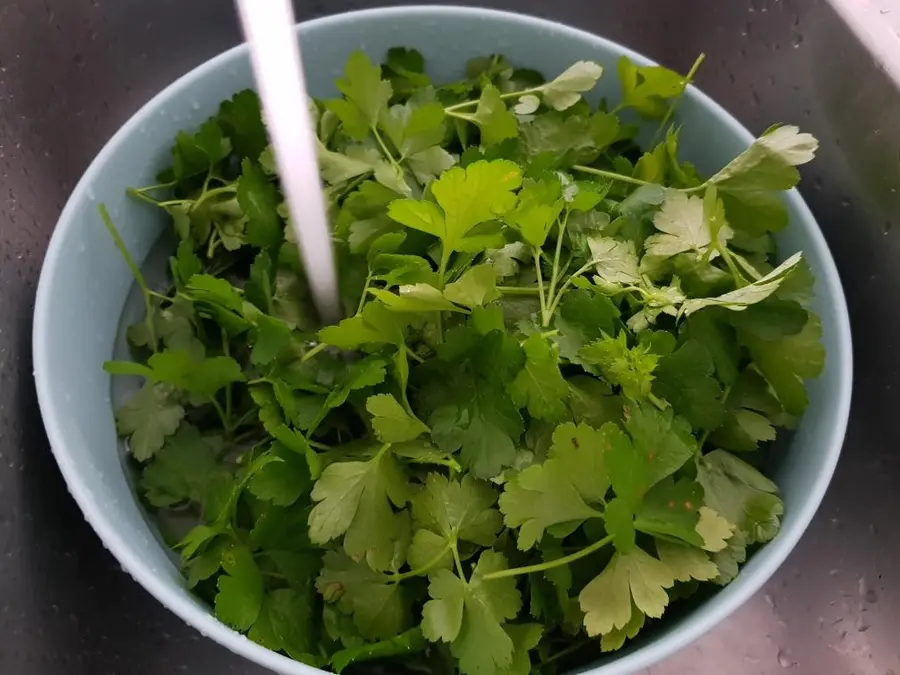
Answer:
xmin=776 ymin=649 xmax=796 ymax=668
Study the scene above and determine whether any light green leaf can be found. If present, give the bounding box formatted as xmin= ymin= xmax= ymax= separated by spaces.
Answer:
xmin=444 ymin=264 xmax=500 ymax=308
xmin=413 ymin=473 xmax=503 ymax=547
xmin=695 ymin=506 xmax=734 ymax=552
xmin=499 ymin=422 xmax=609 ymax=549
xmin=588 ymin=236 xmax=642 ymax=288
xmin=537 ymin=61 xmax=604 ymax=111
xmin=655 ymin=540 xmax=717 ymax=582
xmin=330 ymin=50 xmax=392 ymax=138
xmin=579 ymin=333 xmax=658 ymax=401
xmin=422 ymin=551 xmax=522 ymax=675
xmin=366 ymin=394 xmax=429 ymax=443
xmin=379 ymin=101 xmax=445 ymax=158
xmin=679 ymin=252 xmax=803 ymax=316
xmin=579 ymin=548 xmax=675 ymax=636
xmin=645 ymin=189 xmax=732 ymax=260
xmin=463 ymin=84 xmax=519 ymax=146
xmin=388 ymin=160 xmax=522 ymax=258
xmin=308 ymin=448 xmax=412 ymax=571
xmin=505 ymin=177 xmax=564 ymax=248
xmin=370 ymin=284 xmax=465 ymax=313
xmin=709 ymin=125 xmax=818 ymax=192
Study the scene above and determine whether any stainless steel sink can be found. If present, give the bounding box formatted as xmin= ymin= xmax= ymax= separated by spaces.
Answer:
xmin=1 ymin=1 xmax=898 ymax=673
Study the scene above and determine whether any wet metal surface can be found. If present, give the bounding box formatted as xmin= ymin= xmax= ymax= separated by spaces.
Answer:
xmin=1 ymin=1 xmax=898 ymax=673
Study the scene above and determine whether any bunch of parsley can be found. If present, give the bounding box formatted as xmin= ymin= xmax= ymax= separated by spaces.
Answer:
xmin=102 ymin=47 xmax=825 ymax=674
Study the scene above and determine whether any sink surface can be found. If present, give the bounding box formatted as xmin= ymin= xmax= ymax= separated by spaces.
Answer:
xmin=1 ymin=1 xmax=898 ymax=673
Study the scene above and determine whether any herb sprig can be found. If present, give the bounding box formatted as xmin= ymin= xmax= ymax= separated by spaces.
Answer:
xmin=103 ymin=48 xmax=824 ymax=674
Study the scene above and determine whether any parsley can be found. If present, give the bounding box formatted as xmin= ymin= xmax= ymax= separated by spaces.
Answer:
xmin=102 ymin=47 xmax=826 ymax=673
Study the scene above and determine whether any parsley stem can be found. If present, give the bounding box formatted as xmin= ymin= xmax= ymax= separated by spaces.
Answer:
xmin=126 ymin=188 xmax=173 ymax=207
xmin=451 ymin=542 xmax=466 ymax=582
xmin=98 ymin=204 xmax=158 ymax=352
xmin=405 ymin=345 xmax=425 ymax=364
xmin=302 ymin=342 xmax=328 ymax=362
xmin=648 ymin=392 xmax=668 ymax=411
xmin=533 ymin=248 xmax=549 ymax=325
xmin=497 ymin=286 xmax=540 ymax=295
xmin=221 ymin=326 xmax=233 ymax=435
xmin=482 ymin=535 xmax=613 ymax=581
xmin=357 ymin=270 xmax=373 ymax=315
xmin=572 ymin=165 xmax=652 ymax=187
xmin=650 ymin=53 xmax=707 ymax=147
xmin=443 ymin=86 xmax=542 ymax=113
xmin=192 ymin=184 xmax=238 ymax=211
xmin=719 ymin=246 xmax=746 ymax=288
xmin=371 ymin=126 xmax=404 ymax=174
xmin=542 ymin=639 xmax=592 ymax=665
xmin=435 ymin=254 xmax=450 ymax=344
xmin=130 ymin=180 xmax=176 ymax=193
xmin=481 ymin=535 xmax=612 ymax=580
xmin=391 ymin=544 xmax=453 ymax=583
xmin=546 ymin=214 xmax=569 ymax=326
xmin=544 ymin=259 xmax=597 ymax=318
xmin=211 ymin=398 xmax=230 ymax=434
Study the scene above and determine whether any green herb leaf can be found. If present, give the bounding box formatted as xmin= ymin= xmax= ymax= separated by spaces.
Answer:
xmin=509 ymin=334 xmax=569 ymax=422
xmin=422 ymin=551 xmax=522 ymax=675
xmin=113 ymin=382 xmax=184 ymax=462
xmin=742 ymin=312 xmax=825 ymax=416
xmin=499 ymin=421 xmax=610 ymax=550
xmin=367 ymin=394 xmax=429 ymax=443
xmin=309 ymin=447 xmax=411 ymax=571
xmin=317 ymin=551 xmax=411 ymax=640
xmin=141 ymin=424 xmax=218 ymax=506
xmin=697 ymin=450 xmax=784 ymax=544
xmin=388 ymin=160 xmax=522 ymax=263
xmin=579 ymin=547 xmax=675 ymax=636
xmin=413 ymin=473 xmax=503 ymax=547
xmin=329 ymin=50 xmax=393 ymax=139
xmin=218 ymin=90 xmax=268 ymax=160
xmin=215 ymin=545 xmax=264 ymax=631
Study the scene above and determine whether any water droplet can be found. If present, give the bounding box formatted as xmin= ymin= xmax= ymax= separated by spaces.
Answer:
xmin=191 ymin=101 xmax=200 ymax=111
xmin=86 ymin=186 xmax=96 ymax=200
xmin=793 ymin=34 xmax=804 ymax=48
xmin=858 ymin=576 xmax=878 ymax=603
xmin=776 ymin=649 xmax=796 ymax=668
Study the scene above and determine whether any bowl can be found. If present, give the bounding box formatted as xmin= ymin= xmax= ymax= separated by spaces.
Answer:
xmin=32 ymin=5 xmax=853 ymax=674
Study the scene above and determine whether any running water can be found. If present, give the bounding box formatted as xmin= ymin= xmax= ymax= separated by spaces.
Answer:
xmin=234 ymin=0 xmax=341 ymax=325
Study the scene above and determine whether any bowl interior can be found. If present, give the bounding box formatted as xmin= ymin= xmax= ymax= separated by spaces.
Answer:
xmin=32 ymin=6 xmax=852 ymax=675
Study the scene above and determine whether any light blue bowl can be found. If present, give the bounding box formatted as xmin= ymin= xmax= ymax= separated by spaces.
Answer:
xmin=32 ymin=6 xmax=852 ymax=674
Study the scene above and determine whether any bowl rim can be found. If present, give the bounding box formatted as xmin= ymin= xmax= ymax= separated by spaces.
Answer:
xmin=32 ymin=5 xmax=853 ymax=675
